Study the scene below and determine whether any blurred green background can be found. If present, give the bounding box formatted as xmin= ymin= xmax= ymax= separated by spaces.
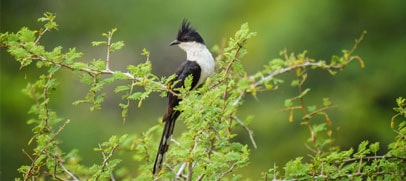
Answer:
xmin=1 ymin=0 xmax=405 ymax=179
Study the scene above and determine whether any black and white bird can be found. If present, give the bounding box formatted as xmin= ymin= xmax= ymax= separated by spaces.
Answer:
xmin=152 ymin=20 xmax=215 ymax=175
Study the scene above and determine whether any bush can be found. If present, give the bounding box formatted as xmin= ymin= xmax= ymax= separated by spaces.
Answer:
xmin=1 ymin=12 xmax=404 ymax=180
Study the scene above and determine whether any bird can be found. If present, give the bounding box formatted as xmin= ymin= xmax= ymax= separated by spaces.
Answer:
xmin=152 ymin=19 xmax=215 ymax=175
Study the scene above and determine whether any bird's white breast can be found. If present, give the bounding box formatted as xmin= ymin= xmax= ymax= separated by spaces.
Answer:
xmin=180 ymin=42 xmax=215 ymax=87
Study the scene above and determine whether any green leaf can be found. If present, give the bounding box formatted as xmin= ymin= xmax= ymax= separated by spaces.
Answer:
xmin=284 ymin=157 xmax=311 ymax=179
xmin=112 ymin=71 xmax=129 ymax=80
xmin=127 ymin=65 xmax=138 ymax=74
xmin=354 ymin=140 xmax=370 ymax=158
xmin=91 ymin=41 xmax=106 ymax=46
xmin=44 ymin=21 xmax=58 ymax=30
xmin=141 ymin=48 xmax=150 ymax=56
xmin=298 ymin=88 xmax=311 ymax=98
xmin=369 ymin=142 xmax=380 ymax=154
xmin=128 ymin=92 xmax=143 ymax=100
xmin=114 ymin=85 xmax=130 ymax=93
xmin=307 ymin=105 xmax=317 ymax=112
xmin=91 ymin=59 xmax=106 ymax=70
xmin=323 ymin=97 xmax=332 ymax=107
xmin=284 ymin=99 xmax=293 ymax=107
xmin=110 ymin=41 xmax=124 ymax=52
xmin=72 ymin=62 xmax=89 ymax=70
xmin=45 ymin=46 xmax=63 ymax=62
xmin=38 ymin=12 xmax=58 ymax=30
xmin=18 ymin=27 xmax=36 ymax=42
xmin=64 ymin=48 xmax=83 ymax=64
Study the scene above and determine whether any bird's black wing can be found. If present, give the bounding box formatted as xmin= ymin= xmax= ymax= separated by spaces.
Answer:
xmin=153 ymin=60 xmax=201 ymax=175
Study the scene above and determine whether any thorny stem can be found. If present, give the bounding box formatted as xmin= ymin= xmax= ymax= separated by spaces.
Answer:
xmin=140 ymin=133 xmax=152 ymax=163
xmin=224 ymin=43 xmax=243 ymax=77
xmin=95 ymin=143 xmax=119 ymax=181
xmin=34 ymin=27 xmax=48 ymax=45
xmin=43 ymin=75 xmax=50 ymax=128
xmin=186 ymin=135 xmax=199 ymax=181
xmin=233 ymin=57 xmax=362 ymax=107
xmin=342 ymin=155 xmax=406 ymax=163
xmin=24 ymin=49 xmax=178 ymax=96
xmin=254 ymin=57 xmax=363 ymax=88
xmin=218 ymin=43 xmax=243 ymax=135
xmin=24 ymin=119 xmax=71 ymax=181
xmin=210 ymin=42 xmax=243 ymax=90
xmin=295 ymin=70 xmax=317 ymax=149
xmin=105 ymin=31 xmax=112 ymax=71
xmin=123 ymin=80 xmax=136 ymax=122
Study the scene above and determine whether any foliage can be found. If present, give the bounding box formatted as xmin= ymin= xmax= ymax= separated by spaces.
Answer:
xmin=1 ymin=12 xmax=405 ymax=180
xmin=263 ymin=96 xmax=406 ymax=180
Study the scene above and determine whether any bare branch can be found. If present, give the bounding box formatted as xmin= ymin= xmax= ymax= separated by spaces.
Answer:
xmin=34 ymin=27 xmax=49 ymax=45
xmin=233 ymin=116 xmax=257 ymax=149
xmin=105 ymin=30 xmax=112 ymax=71
xmin=176 ymin=163 xmax=187 ymax=179
xmin=58 ymin=161 xmax=80 ymax=181
xmin=216 ymin=162 xmax=238 ymax=180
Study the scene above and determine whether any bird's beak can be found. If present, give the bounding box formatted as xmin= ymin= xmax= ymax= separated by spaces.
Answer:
xmin=169 ymin=40 xmax=180 ymax=46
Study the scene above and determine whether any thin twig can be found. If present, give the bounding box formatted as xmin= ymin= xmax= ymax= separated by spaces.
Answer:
xmin=105 ymin=30 xmax=112 ymax=71
xmin=216 ymin=162 xmax=237 ymax=180
xmin=187 ymin=162 xmax=193 ymax=181
xmin=196 ymin=174 xmax=206 ymax=181
xmin=233 ymin=116 xmax=257 ymax=149
xmin=95 ymin=143 xmax=119 ymax=181
xmin=342 ymin=155 xmax=406 ymax=163
xmin=303 ymin=105 xmax=337 ymax=119
xmin=393 ymin=129 xmax=406 ymax=139
xmin=34 ymin=27 xmax=48 ymax=45
xmin=22 ymin=149 xmax=33 ymax=162
xmin=209 ymin=42 xmax=243 ymax=89
xmin=254 ymin=59 xmax=360 ymax=88
xmin=122 ymin=80 xmax=136 ymax=123
xmin=58 ymin=161 xmax=80 ymax=181
xmin=231 ymin=57 xmax=361 ymax=109
xmin=186 ymin=136 xmax=199 ymax=181
xmin=176 ymin=162 xmax=187 ymax=179
xmin=224 ymin=43 xmax=243 ymax=76
xmin=32 ymin=51 xmax=182 ymax=97
xmin=24 ymin=119 xmax=71 ymax=180
xmin=42 ymin=72 xmax=56 ymax=129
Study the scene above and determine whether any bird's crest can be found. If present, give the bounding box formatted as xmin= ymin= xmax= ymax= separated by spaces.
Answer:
xmin=176 ymin=19 xmax=204 ymax=44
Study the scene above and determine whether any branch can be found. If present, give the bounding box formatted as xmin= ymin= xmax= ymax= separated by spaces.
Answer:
xmin=176 ymin=163 xmax=187 ymax=179
xmin=216 ymin=162 xmax=238 ymax=180
xmin=233 ymin=116 xmax=257 ymax=149
xmin=254 ymin=59 xmax=360 ymax=88
xmin=342 ymin=155 xmax=406 ymax=163
xmin=95 ymin=143 xmax=119 ymax=181
xmin=34 ymin=27 xmax=48 ymax=45
xmin=303 ymin=105 xmax=337 ymax=119
xmin=23 ymin=119 xmax=71 ymax=180
xmin=26 ymin=51 xmax=181 ymax=98
xmin=232 ymin=57 xmax=360 ymax=108
xmin=58 ymin=161 xmax=80 ymax=181
xmin=105 ymin=31 xmax=112 ymax=71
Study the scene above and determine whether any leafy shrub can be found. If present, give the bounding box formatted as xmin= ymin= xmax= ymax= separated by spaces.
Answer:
xmin=1 ymin=12 xmax=404 ymax=180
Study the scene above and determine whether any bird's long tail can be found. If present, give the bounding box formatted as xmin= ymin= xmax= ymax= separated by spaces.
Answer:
xmin=153 ymin=111 xmax=180 ymax=175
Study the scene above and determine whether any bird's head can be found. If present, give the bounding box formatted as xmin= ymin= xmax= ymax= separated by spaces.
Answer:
xmin=170 ymin=19 xmax=205 ymax=51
